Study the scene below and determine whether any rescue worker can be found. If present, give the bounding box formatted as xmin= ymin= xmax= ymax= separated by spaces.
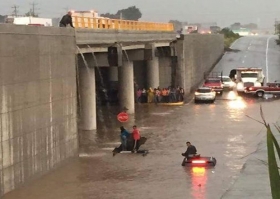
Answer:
xmin=59 ymin=11 xmax=74 ymax=28
xmin=132 ymin=125 xmax=141 ymax=152
xmin=120 ymin=126 xmax=130 ymax=151
xmin=182 ymin=141 xmax=197 ymax=158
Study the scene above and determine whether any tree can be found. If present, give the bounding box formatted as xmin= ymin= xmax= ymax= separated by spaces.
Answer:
xmin=100 ymin=13 xmax=118 ymax=19
xmin=169 ymin=20 xmax=183 ymax=31
xmin=0 ymin=15 xmax=5 ymax=23
xmin=116 ymin=6 xmax=142 ymax=21
xmin=243 ymin=23 xmax=258 ymax=30
xmin=230 ymin=22 xmax=241 ymax=30
xmin=220 ymin=28 xmax=240 ymax=38
xmin=25 ymin=10 xmax=38 ymax=17
xmin=101 ymin=6 xmax=142 ymax=21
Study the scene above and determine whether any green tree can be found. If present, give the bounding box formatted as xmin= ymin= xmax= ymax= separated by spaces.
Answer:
xmin=220 ymin=28 xmax=240 ymax=38
xmin=220 ymin=28 xmax=241 ymax=49
xmin=100 ymin=13 xmax=118 ymax=19
xmin=101 ymin=6 xmax=142 ymax=21
xmin=116 ymin=6 xmax=142 ymax=21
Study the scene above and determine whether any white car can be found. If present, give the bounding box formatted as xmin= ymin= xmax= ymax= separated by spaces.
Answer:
xmin=219 ymin=76 xmax=235 ymax=89
xmin=194 ymin=87 xmax=216 ymax=103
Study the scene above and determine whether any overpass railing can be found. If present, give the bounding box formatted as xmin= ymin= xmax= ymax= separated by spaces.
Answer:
xmin=72 ymin=16 xmax=174 ymax=32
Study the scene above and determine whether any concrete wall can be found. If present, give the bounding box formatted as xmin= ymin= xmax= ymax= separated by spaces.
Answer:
xmin=134 ymin=61 xmax=146 ymax=89
xmin=75 ymin=29 xmax=176 ymax=45
xmin=175 ymin=34 xmax=224 ymax=93
xmin=159 ymin=57 xmax=172 ymax=88
xmin=0 ymin=24 xmax=77 ymax=196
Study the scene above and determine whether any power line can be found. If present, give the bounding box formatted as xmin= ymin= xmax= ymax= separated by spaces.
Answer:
xmin=11 ymin=5 xmax=19 ymax=16
xmin=30 ymin=2 xmax=39 ymax=16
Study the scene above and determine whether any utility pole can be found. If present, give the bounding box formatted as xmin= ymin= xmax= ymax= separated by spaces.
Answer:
xmin=11 ymin=5 xmax=19 ymax=16
xmin=30 ymin=2 xmax=39 ymax=17
xmin=275 ymin=18 xmax=278 ymax=35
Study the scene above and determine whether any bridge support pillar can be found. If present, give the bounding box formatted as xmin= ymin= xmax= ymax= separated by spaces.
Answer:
xmin=118 ymin=61 xmax=135 ymax=114
xmin=147 ymin=57 xmax=159 ymax=89
xmin=79 ymin=64 xmax=96 ymax=131
xmin=109 ymin=66 xmax=118 ymax=89
xmin=145 ymin=43 xmax=159 ymax=88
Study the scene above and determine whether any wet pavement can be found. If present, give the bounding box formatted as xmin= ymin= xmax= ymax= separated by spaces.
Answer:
xmin=3 ymin=35 xmax=280 ymax=199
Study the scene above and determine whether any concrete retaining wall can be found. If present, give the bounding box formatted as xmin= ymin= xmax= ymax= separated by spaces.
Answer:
xmin=0 ymin=24 xmax=78 ymax=196
xmin=175 ymin=34 xmax=224 ymax=93
xmin=159 ymin=57 xmax=172 ymax=88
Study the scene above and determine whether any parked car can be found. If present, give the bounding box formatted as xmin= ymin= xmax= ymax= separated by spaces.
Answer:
xmin=219 ymin=76 xmax=235 ymax=89
xmin=203 ymin=78 xmax=223 ymax=94
xmin=244 ymin=82 xmax=280 ymax=97
xmin=194 ymin=87 xmax=216 ymax=103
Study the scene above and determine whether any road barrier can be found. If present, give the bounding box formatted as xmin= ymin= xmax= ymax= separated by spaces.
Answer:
xmin=72 ymin=16 xmax=174 ymax=32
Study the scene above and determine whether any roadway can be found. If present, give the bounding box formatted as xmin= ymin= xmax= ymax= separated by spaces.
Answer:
xmin=214 ymin=35 xmax=280 ymax=84
xmin=3 ymin=35 xmax=280 ymax=199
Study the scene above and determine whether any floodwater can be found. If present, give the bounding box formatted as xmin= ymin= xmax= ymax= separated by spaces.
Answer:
xmin=4 ymin=35 xmax=280 ymax=199
xmin=3 ymin=91 xmax=280 ymax=199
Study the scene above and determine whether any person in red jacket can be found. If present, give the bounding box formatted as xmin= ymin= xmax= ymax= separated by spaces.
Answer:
xmin=132 ymin=125 xmax=141 ymax=152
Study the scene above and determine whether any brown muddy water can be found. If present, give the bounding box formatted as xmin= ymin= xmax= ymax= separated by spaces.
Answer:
xmin=3 ymin=92 xmax=280 ymax=199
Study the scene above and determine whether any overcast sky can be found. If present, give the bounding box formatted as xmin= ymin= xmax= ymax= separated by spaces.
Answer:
xmin=1 ymin=0 xmax=279 ymax=29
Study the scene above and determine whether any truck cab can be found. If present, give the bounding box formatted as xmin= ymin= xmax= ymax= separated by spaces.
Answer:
xmin=203 ymin=71 xmax=223 ymax=94
xmin=229 ymin=68 xmax=265 ymax=92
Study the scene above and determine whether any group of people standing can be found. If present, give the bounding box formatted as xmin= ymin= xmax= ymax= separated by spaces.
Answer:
xmin=136 ymin=86 xmax=185 ymax=104
xmin=120 ymin=125 xmax=140 ymax=152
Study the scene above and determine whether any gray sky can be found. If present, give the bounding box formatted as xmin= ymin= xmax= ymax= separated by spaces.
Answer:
xmin=1 ymin=0 xmax=279 ymax=29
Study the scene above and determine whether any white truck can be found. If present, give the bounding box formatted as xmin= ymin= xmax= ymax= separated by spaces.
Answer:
xmin=5 ymin=16 xmax=52 ymax=26
xmin=183 ymin=25 xmax=198 ymax=34
xmin=229 ymin=67 xmax=265 ymax=92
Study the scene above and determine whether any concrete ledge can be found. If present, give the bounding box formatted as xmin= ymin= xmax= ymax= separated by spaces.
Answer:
xmin=0 ymin=24 xmax=75 ymax=36
xmin=75 ymin=29 xmax=177 ymax=45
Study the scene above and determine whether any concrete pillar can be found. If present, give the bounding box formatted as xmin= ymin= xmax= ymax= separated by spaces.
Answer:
xmin=79 ymin=66 xmax=96 ymax=130
xmin=147 ymin=57 xmax=159 ymax=89
xmin=108 ymin=66 xmax=118 ymax=89
xmin=175 ymin=38 xmax=186 ymax=91
xmin=118 ymin=61 xmax=135 ymax=114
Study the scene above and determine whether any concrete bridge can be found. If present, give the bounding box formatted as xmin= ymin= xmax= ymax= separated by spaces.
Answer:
xmin=0 ymin=19 xmax=224 ymax=197
xmin=75 ymin=25 xmax=177 ymax=131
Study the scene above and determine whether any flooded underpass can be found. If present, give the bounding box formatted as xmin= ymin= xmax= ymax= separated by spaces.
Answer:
xmin=4 ymin=35 xmax=280 ymax=199
xmin=3 ymin=90 xmax=280 ymax=199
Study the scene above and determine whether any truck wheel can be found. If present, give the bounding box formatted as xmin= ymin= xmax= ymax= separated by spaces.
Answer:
xmin=256 ymin=91 xmax=264 ymax=98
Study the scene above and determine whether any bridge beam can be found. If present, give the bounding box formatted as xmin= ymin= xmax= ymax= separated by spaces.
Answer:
xmin=145 ymin=43 xmax=160 ymax=89
xmin=78 ymin=56 xmax=97 ymax=131
xmin=109 ymin=66 xmax=118 ymax=89
xmin=118 ymin=60 xmax=135 ymax=114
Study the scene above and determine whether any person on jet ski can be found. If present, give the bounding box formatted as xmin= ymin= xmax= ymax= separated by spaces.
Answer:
xmin=120 ymin=126 xmax=130 ymax=151
xmin=182 ymin=141 xmax=197 ymax=158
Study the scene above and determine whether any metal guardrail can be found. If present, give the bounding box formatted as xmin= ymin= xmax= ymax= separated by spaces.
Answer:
xmin=72 ymin=16 xmax=174 ymax=32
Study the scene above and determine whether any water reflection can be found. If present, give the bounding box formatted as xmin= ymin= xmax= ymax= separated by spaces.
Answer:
xmin=228 ymin=96 xmax=247 ymax=109
xmin=188 ymin=167 xmax=207 ymax=199
xmin=226 ymin=91 xmax=238 ymax=100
